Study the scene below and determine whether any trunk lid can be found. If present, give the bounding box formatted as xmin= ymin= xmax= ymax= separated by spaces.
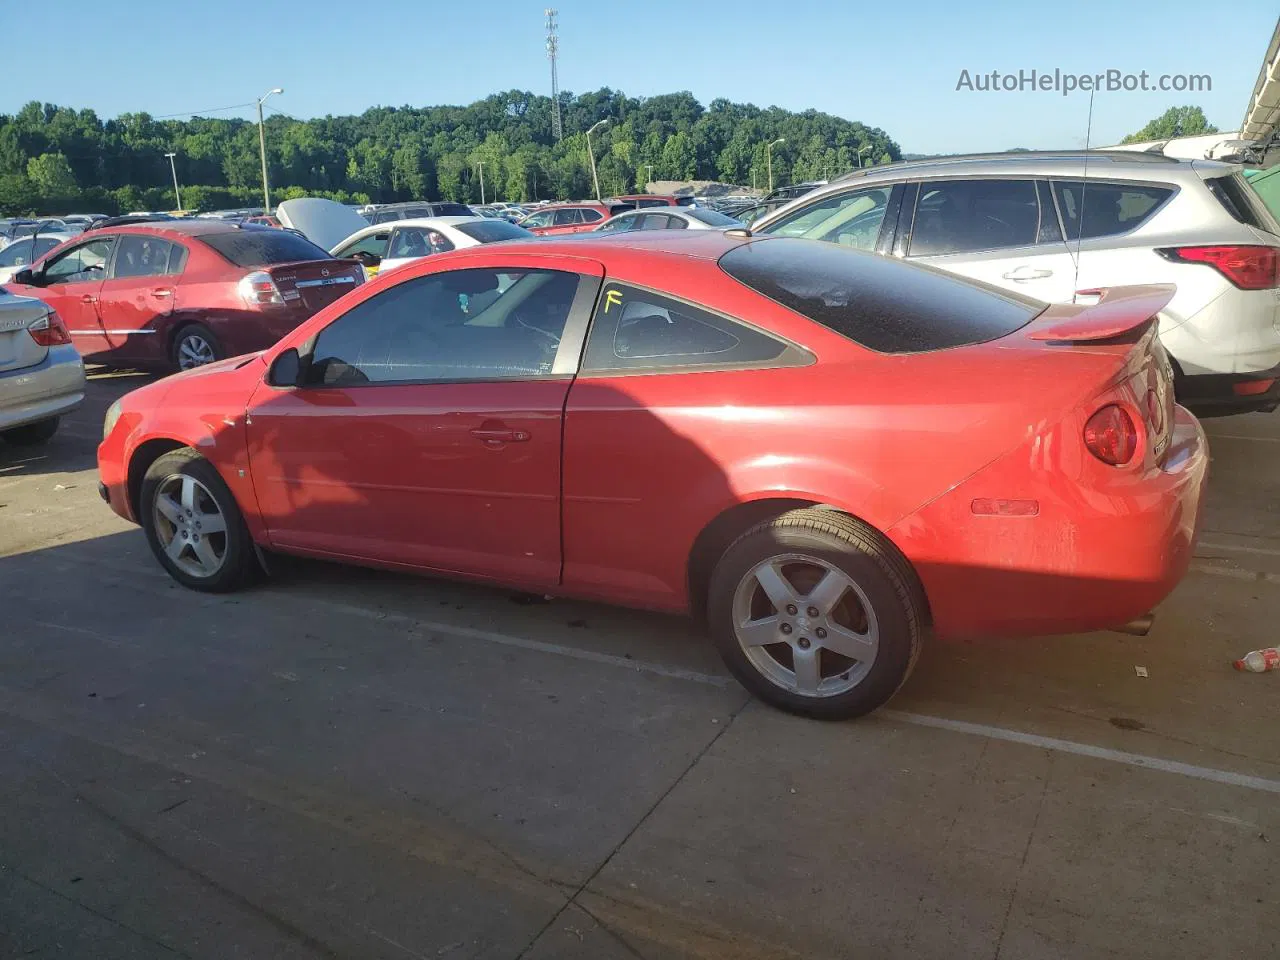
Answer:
xmin=0 ymin=292 xmax=51 ymax=373
xmin=266 ymin=259 xmax=363 ymax=314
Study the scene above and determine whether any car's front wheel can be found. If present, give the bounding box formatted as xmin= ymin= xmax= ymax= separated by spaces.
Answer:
xmin=1 ymin=416 xmax=60 ymax=446
xmin=140 ymin=448 xmax=254 ymax=592
xmin=708 ymin=509 xmax=924 ymax=720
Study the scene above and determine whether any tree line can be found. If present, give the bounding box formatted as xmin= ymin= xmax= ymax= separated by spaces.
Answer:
xmin=0 ymin=90 xmax=900 ymax=215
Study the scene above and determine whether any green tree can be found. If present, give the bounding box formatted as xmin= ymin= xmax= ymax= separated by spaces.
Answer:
xmin=1121 ymin=106 xmax=1218 ymax=144
xmin=26 ymin=152 xmax=77 ymax=198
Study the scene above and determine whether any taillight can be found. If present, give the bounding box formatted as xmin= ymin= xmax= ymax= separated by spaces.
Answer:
xmin=1084 ymin=405 xmax=1138 ymax=466
xmin=28 ymin=311 xmax=71 ymax=346
xmin=237 ymin=270 xmax=285 ymax=307
xmin=1158 ymin=245 xmax=1280 ymax=290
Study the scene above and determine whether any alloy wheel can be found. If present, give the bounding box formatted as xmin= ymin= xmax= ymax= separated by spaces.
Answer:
xmin=177 ymin=333 xmax=216 ymax=369
xmin=152 ymin=474 xmax=228 ymax=578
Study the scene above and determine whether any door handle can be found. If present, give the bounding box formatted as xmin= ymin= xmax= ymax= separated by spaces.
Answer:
xmin=1001 ymin=266 xmax=1053 ymax=281
xmin=470 ymin=427 xmax=530 ymax=444
xmin=81 ymin=294 xmax=97 ymax=304
xmin=150 ymin=288 xmax=173 ymax=298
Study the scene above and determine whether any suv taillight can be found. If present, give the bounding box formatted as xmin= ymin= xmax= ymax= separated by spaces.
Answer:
xmin=1158 ymin=245 xmax=1280 ymax=290
xmin=237 ymin=270 xmax=285 ymax=307
xmin=28 ymin=311 xmax=71 ymax=346
xmin=1084 ymin=404 xmax=1138 ymax=466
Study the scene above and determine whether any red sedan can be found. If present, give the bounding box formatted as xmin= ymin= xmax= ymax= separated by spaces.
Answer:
xmin=518 ymin=202 xmax=627 ymax=235
xmin=6 ymin=221 xmax=362 ymax=371
xmin=97 ymin=232 xmax=1207 ymax=719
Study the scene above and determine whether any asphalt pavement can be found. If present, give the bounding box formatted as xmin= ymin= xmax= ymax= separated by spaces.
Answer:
xmin=1 ymin=371 xmax=1277 ymax=959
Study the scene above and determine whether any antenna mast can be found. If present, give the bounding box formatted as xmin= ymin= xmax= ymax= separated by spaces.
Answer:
xmin=545 ymin=9 xmax=562 ymax=141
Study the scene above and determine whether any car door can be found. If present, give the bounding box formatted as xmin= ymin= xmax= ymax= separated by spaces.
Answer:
xmin=900 ymin=179 xmax=1078 ymax=302
xmin=244 ymin=253 xmax=604 ymax=587
xmin=94 ymin=235 xmax=182 ymax=362
xmin=13 ymin=235 xmax=115 ymax=358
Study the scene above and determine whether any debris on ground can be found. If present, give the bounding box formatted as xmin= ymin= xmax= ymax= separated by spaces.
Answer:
xmin=1134 ymin=665 xmax=1149 ymax=678
xmin=1233 ymin=647 xmax=1280 ymax=672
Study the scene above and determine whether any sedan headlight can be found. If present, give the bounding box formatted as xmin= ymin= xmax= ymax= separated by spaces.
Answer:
xmin=103 ymin=399 xmax=122 ymax=441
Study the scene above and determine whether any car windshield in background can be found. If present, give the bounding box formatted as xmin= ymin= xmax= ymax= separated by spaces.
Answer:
xmin=200 ymin=229 xmax=331 ymax=267
xmin=687 ymin=208 xmax=741 ymax=226
xmin=454 ymin=220 xmax=535 ymax=243
xmin=720 ymin=238 xmax=1044 ymax=354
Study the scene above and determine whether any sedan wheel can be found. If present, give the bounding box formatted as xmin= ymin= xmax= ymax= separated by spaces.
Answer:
xmin=172 ymin=324 xmax=222 ymax=371
xmin=708 ymin=508 xmax=923 ymax=719
xmin=152 ymin=473 xmax=228 ymax=579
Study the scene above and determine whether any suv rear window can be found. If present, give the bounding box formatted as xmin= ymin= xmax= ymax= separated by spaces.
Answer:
xmin=1206 ymin=174 xmax=1277 ymax=234
xmin=454 ymin=220 xmax=534 ymax=243
xmin=433 ymin=203 xmax=474 ymax=217
xmin=720 ymin=238 xmax=1044 ymax=354
xmin=200 ymin=229 xmax=331 ymax=267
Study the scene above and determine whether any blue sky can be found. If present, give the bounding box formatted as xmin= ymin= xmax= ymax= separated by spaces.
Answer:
xmin=6 ymin=0 xmax=1275 ymax=154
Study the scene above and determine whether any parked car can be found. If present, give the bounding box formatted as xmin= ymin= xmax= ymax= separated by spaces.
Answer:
xmin=595 ymin=207 xmax=743 ymax=232
xmin=5 ymin=221 xmax=363 ymax=372
xmin=366 ymin=201 xmax=475 ymax=225
xmin=97 ymin=231 xmax=1205 ymax=720
xmin=749 ymin=151 xmax=1280 ymax=415
xmin=0 ymin=232 xmax=75 ymax=282
xmin=330 ymin=216 xmax=534 ymax=277
xmin=1 ymin=218 xmax=74 ymax=248
xmin=517 ymin=202 xmax=633 ymax=235
xmin=0 ymin=288 xmax=84 ymax=446
xmin=244 ymin=215 xmax=281 ymax=228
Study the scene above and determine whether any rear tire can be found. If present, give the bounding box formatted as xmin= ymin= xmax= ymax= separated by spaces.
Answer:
xmin=140 ymin=448 xmax=255 ymax=592
xmin=707 ymin=509 xmax=923 ymax=720
xmin=2 ymin=417 xmax=60 ymax=446
xmin=171 ymin=323 xmax=223 ymax=372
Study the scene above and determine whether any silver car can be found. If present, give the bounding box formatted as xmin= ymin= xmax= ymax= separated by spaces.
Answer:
xmin=594 ymin=207 xmax=744 ymax=233
xmin=751 ymin=151 xmax=1280 ymax=414
xmin=0 ymin=290 xmax=85 ymax=445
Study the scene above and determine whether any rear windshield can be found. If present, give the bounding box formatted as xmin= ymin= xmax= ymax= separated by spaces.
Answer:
xmin=454 ymin=220 xmax=534 ymax=243
xmin=200 ymin=229 xmax=331 ymax=267
xmin=1206 ymin=173 xmax=1278 ymax=234
xmin=433 ymin=203 xmax=474 ymax=217
xmin=687 ymin=208 xmax=741 ymax=226
xmin=720 ymin=238 xmax=1043 ymax=354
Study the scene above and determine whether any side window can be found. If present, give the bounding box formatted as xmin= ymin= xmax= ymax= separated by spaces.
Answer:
xmin=425 ymin=229 xmax=455 ymax=253
xmin=112 ymin=236 xmax=175 ymax=279
xmin=582 ymin=283 xmax=791 ymax=373
xmin=597 ymin=215 xmax=636 ymax=233
xmin=1052 ymin=180 xmax=1174 ymax=241
xmin=908 ymin=179 xmax=1040 ymax=256
xmin=553 ymin=209 xmax=582 ymax=226
xmin=757 ymin=186 xmax=893 ymax=251
xmin=1036 ymin=181 xmax=1063 ymax=243
xmin=388 ymin=227 xmax=433 ymax=259
xmin=579 ymin=209 xmax=603 ymax=223
xmin=166 ymin=243 xmax=189 ymax=276
xmin=522 ymin=211 xmax=552 ymax=228
xmin=638 ymin=214 xmax=672 ymax=230
xmin=42 ymin=237 xmax=114 ymax=284
xmin=306 ymin=268 xmax=584 ymax=385
xmin=338 ymin=232 xmax=391 ymax=258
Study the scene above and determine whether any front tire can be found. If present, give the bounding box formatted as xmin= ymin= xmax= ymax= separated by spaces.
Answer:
xmin=171 ymin=323 xmax=223 ymax=371
xmin=708 ymin=509 xmax=923 ymax=720
xmin=140 ymin=448 xmax=254 ymax=592
xmin=2 ymin=417 xmax=59 ymax=446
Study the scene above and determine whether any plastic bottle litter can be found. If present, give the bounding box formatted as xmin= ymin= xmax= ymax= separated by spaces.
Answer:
xmin=1233 ymin=647 xmax=1280 ymax=673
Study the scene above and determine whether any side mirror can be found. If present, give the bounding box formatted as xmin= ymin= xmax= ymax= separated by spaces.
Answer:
xmin=267 ymin=347 xmax=302 ymax=387
xmin=12 ymin=268 xmax=35 ymax=286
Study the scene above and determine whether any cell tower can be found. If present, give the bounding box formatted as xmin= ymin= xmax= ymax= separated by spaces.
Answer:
xmin=545 ymin=8 xmax=562 ymax=141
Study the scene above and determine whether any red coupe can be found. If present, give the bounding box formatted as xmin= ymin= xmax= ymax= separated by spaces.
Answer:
xmin=97 ymin=232 xmax=1207 ymax=718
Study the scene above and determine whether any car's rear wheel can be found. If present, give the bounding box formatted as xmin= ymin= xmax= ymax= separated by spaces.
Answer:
xmin=140 ymin=448 xmax=254 ymax=592
xmin=171 ymin=323 xmax=222 ymax=371
xmin=708 ymin=509 xmax=923 ymax=720
xmin=2 ymin=417 xmax=60 ymax=446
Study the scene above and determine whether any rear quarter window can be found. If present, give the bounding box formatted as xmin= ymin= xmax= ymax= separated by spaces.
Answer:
xmin=200 ymin=230 xmax=331 ymax=267
xmin=720 ymin=238 xmax=1044 ymax=354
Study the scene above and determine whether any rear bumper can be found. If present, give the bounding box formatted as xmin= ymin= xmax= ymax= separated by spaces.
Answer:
xmin=890 ymin=406 xmax=1208 ymax=641
xmin=1176 ymin=361 xmax=1280 ymax=416
xmin=0 ymin=345 xmax=85 ymax=431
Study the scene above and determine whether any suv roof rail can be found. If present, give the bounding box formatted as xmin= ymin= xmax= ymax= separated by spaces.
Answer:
xmin=830 ymin=149 xmax=1184 ymax=183
xmin=85 ymin=214 xmax=176 ymax=231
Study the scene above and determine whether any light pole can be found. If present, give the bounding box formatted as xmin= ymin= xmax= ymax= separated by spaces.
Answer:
xmin=645 ymin=163 xmax=653 ymax=188
xmin=256 ymin=87 xmax=283 ymax=213
xmin=164 ymin=152 xmax=182 ymax=213
xmin=766 ymin=137 xmax=785 ymax=193
xmin=586 ymin=118 xmax=609 ymax=202
xmin=476 ymin=160 xmax=486 ymax=205
xmin=857 ymin=144 xmax=872 ymax=168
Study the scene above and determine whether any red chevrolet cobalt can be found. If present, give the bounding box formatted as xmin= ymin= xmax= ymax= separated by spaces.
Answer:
xmin=97 ymin=232 xmax=1208 ymax=719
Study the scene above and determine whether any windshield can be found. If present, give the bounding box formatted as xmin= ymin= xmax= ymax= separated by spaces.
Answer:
xmin=200 ymin=229 xmax=331 ymax=267
xmin=686 ymin=208 xmax=741 ymax=226
xmin=453 ymin=220 xmax=535 ymax=243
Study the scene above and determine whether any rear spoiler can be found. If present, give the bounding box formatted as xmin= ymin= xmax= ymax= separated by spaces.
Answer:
xmin=1027 ymin=284 xmax=1175 ymax=343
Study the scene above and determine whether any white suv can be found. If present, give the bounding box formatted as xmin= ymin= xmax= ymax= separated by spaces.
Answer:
xmin=750 ymin=151 xmax=1280 ymax=415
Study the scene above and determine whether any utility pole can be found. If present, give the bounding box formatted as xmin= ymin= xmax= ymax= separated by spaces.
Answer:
xmin=645 ymin=163 xmax=653 ymax=188
xmin=257 ymin=87 xmax=283 ymax=212
xmin=586 ymin=118 xmax=608 ymax=203
xmin=545 ymin=9 xmax=562 ymax=141
xmin=164 ymin=152 xmax=182 ymax=212
xmin=477 ymin=160 xmax=486 ymax=205
xmin=858 ymin=144 xmax=872 ymax=168
xmin=766 ymin=137 xmax=785 ymax=193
